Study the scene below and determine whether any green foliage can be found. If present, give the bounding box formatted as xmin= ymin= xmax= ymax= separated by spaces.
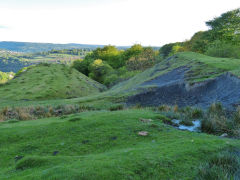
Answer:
xmin=72 ymin=45 xmax=157 ymax=86
xmin=0 ymin=71 xmax=14 ymax=83
xmin=126 ymin=47 xmax=158 ymax=71
xmin=184 ymin=31 xmax=210 ymax=53
xmin=206 ymin=8 xmax=240 ymax=43
xmin=123 ymin=44 xmax=144 ymax=60
xmin=88 ymin=59 xmax=114 ymax=83
xmin=88 ymin=45 xmax=123 ymax=69
xmin=158 ymin=9 xmax=240 ymax=57
xmin=159 ymin=42 xmax=185 ymax=58
xmin=72 ymin=59 xmax=93 ymax=76
xmin=206 ymin=40 xmax=240 ymax=59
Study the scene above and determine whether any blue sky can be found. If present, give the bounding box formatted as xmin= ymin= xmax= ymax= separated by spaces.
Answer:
xmin=0 ymin=0 xmax=239 ymax=46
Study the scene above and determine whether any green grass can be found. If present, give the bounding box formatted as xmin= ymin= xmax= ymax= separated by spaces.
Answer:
xmin=0 ymin=63 xmax=105 ymax=100
xmin=0 ymin=109 xmax=239 ymax=179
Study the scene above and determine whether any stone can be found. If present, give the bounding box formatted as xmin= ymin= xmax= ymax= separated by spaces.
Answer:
xmin=139 ymin=118 xmax=153 ymax=123
xmin=138 ymin=131 xmax=148 ymax=136
xmin=220 ymin=133 xmax=228 ymax=138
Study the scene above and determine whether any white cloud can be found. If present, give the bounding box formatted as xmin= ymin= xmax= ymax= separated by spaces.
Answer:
xmin=0 ymin=0 xmax=239 ymax=46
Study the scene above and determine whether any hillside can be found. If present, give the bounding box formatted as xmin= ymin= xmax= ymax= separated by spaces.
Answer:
xmin=110 ymin=52 xmax=240 ymax=108
xmin=0 ymin=63 xmax=106 ymax=100
xmin=0 ymin=109 xmax=239 ymax=179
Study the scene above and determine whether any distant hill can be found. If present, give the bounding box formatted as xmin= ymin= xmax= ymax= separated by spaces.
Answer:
xmin=0 ymin=63 xmax=106 ymax=100
xmin=0 ymin=41 xmax=130 ymax=53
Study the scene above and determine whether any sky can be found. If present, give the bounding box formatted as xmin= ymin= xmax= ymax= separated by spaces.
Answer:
xmin=0 ymin=0 xmax=239 ymax=46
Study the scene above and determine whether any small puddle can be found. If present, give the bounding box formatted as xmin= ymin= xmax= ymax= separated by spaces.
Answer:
xmin=172 ymin=119 xmax=201 ymax=132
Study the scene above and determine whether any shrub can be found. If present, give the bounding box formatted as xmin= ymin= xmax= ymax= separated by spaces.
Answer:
xmin=72 ymin=59 xmax=92 ymax=76
xmin=109 ymin=104 xmax=124 ymax=111
xmin=181 ymin=107 xmax=203 ymax=119
xmin=208 ymin=103 xmax=224 ymax=116
xmin=158 ymin=105 xmax=171 ymax=112
xmin=201 ymin=114 xmax=229 ymax=134
xmin=16 ymin=108 xmax=32 ymax=120
xmin=197 ymin=150 xmax=240 ymax=180
xmin=205 ymin=40 xmax=240 ymax=59
xmin=103 ymin=73 xmax=119 ymax=87
xmin=191 ymin=108 xmax=203 ymax=119
xmin=0 ymin=104 xmax=94 ymax=122
xmin=88 ymin=59 xmax=113 ymax=84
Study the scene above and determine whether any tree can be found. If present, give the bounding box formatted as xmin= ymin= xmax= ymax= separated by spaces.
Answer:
xmin=72 ymin=59 xmax=93 ymax=76
xmin=88 ymin=59 xmax=113 ymax=83
xmin=206 ymin=8 xmax=240 ymax=43
xmin=91 ymin=46 xmax=122 ymax=68
xmin=126 ymin=47 xmax=157 ymax=70
xmin=123 ymin=44 xmax=144 ymax=60
xmin=184 ymin=31 xmax=211 ymax=53
xmin=159 ymin=42 xmax=185 ymax=58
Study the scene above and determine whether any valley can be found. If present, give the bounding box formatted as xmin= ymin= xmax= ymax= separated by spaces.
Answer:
xmin=0 ymin=7 xmax=240 ymax=180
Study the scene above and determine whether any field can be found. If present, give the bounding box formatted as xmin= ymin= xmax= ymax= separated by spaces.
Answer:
xmin=1 ymin=52 xmax=240 ymax=179
xmin=1 ymin=109 xmax=239 ymax=179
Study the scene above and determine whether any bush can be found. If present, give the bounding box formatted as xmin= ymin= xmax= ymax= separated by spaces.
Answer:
xmin=191 ymin=108 xmax=203 ymax=119
xmin=206 ymin=40 xmax=240 ymax=59
xmin=109 ymin=104 xmax=124 ymax=111
xmin=180 ymin=107 xmax=203 ymax=119
xmin=201 ymin=114 xmax=228 ymax=134
xmin=72 ymin=59 xmax=92 ymax=76
xmin=158 ymin=105 xmax=171 ymax=112
xmin=88 ymin=59 xmax=113 ymax=84
xmin=0 ymin=104 xmax=94 ymax=122
xmin=201 ymin=103 xmax=228 ymax=134
xmin=197 ymin=150 xmax=240 ymax=180
xmin=103 ymin=73 xmax=119 ymax=87
xmin=208 ymin=103 xmax=224 ymax=116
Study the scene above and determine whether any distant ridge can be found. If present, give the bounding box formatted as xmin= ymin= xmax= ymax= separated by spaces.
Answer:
xmin=0 ymin=41 xmax=130 ymax=53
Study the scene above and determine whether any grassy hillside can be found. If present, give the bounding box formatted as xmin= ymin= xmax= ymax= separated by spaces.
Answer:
xmin=2 ymin=52 xmax=240 ymax=109
xmin=111 ymin=52 xmax=240 ymax=94
xmin=0 ymin=109 xmax=239 ymax=179
xmin=0 ymin=63 xmax=105 ymax=100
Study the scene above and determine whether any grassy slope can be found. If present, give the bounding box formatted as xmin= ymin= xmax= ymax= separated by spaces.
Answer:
xmin=111 ymin=52 xmax=240 ymax=94
xmin=0 ymin=109 xmax=239 ymax=179
xmin=1 ymin=52 xmax=240 ymax=110
xmin=0 ymin=64 xmax=105 ymax=100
